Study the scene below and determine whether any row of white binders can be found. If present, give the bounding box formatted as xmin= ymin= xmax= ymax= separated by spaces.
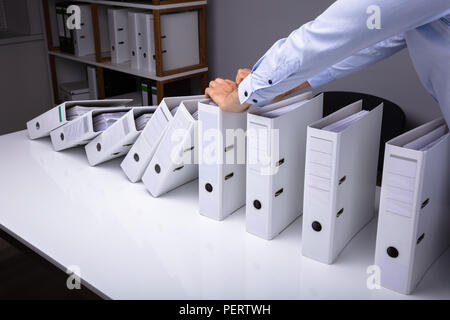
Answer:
xmin=110 ymin=8 xmax=199 ymax=72
xmin=58 ymin=4 xmax=200 ymax=73
xmin=26 ymin=93 xmax=449 ymax=295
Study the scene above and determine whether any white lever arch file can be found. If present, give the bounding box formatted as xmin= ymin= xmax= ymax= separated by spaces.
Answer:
xmin=50 ymin=106 xmax=133 ymax=151
xmin=26 ymin=99 xmax=131 ymax=140
xmin=85 ymin=107 xmax=156 ymax=166
xmin=120 ymin=95 xmax=205 ymax=183
xmin=198 ymin=102 xmax=248 ymax=221
xmin=142 ymin=99 xmax=211 ymax=197
xmin=302 ymin=101 xmax=383 ymax=264
xmin=375 ymin=117 xmax=449 ymax=294
xmin=246 ymin=92 xmax=321 ymax=240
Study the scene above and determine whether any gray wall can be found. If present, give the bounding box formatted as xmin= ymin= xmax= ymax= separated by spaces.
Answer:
xmin=0 ymin=0 xmax=52 ymax=135
xmin=206 ymin=0 xmax=442 ymax=128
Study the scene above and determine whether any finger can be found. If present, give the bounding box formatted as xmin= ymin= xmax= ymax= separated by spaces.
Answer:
xmin=225 ymin=79 xmax=237 ymax=87
xmin=209 ymin=81 xmax=216 ymax=88
xmin=214 ymin=78 xmax=226 ymax=84
xmin=205 ymin=87 xmax=212 ymax=99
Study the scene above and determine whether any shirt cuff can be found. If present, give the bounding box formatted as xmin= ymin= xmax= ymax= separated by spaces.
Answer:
xmin=307 ymin=69 xmax=335 ymax=89
xmin=238 ymin=75 xmax=268 ymax=107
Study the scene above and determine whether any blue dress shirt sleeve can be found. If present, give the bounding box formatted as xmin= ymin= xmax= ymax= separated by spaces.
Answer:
xmin=238 ymin=0 xmax=450 ymax=105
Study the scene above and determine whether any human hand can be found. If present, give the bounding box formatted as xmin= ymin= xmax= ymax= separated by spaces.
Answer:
xmin=205 ymin=78 xmax=250 ymax=113
xmin=235 ymin=68 xmax=251 ymax=85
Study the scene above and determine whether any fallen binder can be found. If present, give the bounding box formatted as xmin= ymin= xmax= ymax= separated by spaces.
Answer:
xmin=85 ymin=107 xmax=156 ymax=166
xmin=142 ymin=98 xmax=211 ymax=197
xmin=246 ymin=92 xmax=322 ymax=240
xmin=50 ymin=105 xmax=133 ymax=151
xmin=198 ymin=101 xmax=248 ymax=221
xmin=375 ymin=117 xmax=450 ymax=294
xmin=120 ymin=95 xmax=205 ymax=183
xmin=302 ymin=101 xmax=383 ymax=264
xmin=26 ymin=99 xmax=131 ymax=140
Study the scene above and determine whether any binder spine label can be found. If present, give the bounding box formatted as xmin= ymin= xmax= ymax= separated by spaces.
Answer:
xmin=143 ymin=107 xmax=169 ymax=149
xmin=383 ymin=155 xmax=417 ymax=218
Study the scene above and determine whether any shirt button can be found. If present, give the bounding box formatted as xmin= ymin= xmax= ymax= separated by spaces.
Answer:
xmin=268 ymin=80 xmax=273 ymax=85
xmin=244 ymin=91 xmax=248 ymax=97
xmin=252 ymin=99 xmax=258 ymax=104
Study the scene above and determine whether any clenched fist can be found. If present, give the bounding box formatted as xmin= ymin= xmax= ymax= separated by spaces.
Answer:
xmin=205 ymin=78 xmax=250 ymax=113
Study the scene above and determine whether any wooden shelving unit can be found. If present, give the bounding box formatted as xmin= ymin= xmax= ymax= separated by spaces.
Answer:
xmin=41 ymin=0 xmax=208 ymax=104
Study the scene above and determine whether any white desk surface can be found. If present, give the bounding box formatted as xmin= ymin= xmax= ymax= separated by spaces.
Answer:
xmin=0 ymin=130 xmax=449 ymax=300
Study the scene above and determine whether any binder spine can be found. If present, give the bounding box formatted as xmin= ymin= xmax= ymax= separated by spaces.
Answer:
xmin=140 ymin=13 xmax=155 ymax=73
xmin=198 ymin=107 xmax=222 ymax=220
xmin=27 ymin=104 xmax=66 ymax=139
xmin=246 ymin=117 xmax=274 ymax=239
xmin=128 ymin=12 xmax=141 ymax=69
xmin=143 ymin=108 xmax=196 ymax=197
xmin=375 ymin=146 xmax=421 ymax=294
xmin=121 ymin=105 xmax=172 ymax=182
xmin=302 ymin=129 xmax=337 ymax=263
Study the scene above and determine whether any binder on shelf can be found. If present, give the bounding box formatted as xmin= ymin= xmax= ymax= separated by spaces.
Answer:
xmin=142 ymin=98 xmax=211 ymax=197
xmin=246 ymin=92 xmax=321 ymax=240
xmin=85 ymin=107 xmax=156 ymax=166
xmin=139 ymin=13 xmax=155 ymax=73
xmin=56 ymin=2 xmax=74 ymax=54
xmin=73 ymin=4 xmax=95 ymax=57
xmin=59 ymin=81 xmax=90 ymax=101
xmin=108 ymin=8 xmax=130 ymax=64
xmin=50 ymin=105 xmax=133 ymax=151
xmin=26 ymin=99 xmax=131 ymax=140
xmin=198 ymin=102 xmax=248 ymax=221
xmin=160 ymin=11 xmax=200 ymax=71
xmin=141 ymin=82 xmax=149 ymax=106
xmin=128 ymin=11 xmax=143 ymax=70
xmin=87 ymin=66 xmax=98 ymax=100
xmin=375 ymin=118 xmax=450 ymax=294
xmin=302 ymin=101 xmax=383 ymax=264
xmin=120 ymin=95 xmax=205 ymax=183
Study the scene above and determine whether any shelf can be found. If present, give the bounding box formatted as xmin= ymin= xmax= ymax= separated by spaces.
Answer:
xmin=48 ymin=50 xmax=208 ymax=82
xmin=76 ymin=0 xmax=207 ymax=10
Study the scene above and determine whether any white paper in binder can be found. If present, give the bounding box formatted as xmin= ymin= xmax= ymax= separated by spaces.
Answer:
xmin=26 ymin=99 xmax=131 ymax=140
xmin=50 ymin=106 xmax=133 ymax=151
xmin=198 ymin=102 xmax=248 ymax=221
xmin=108 ymin=8 xmax=130 ymax=64
xmin=375 ymin=118 xmax=450 ymax=294
xmin=302 ymin=101 xmax=383 ymax=264
xmin=85 ymin=107 xmax=156 ymax=166
xmin=120 ymin=95 xmax=205 ymax=183
xmin=142 ymin=98 xmax=211 ymax=197
xmin=245 ymin=91 xmax=321 ymax=240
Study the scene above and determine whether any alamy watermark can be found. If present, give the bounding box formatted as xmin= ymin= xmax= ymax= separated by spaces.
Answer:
xmin=169 ymin=126 xmax=282 ymax=176
xmin=366 ymin=5 xmax=381 ymax=30
xmin=66 ymin=265 xmax=82 ymax=290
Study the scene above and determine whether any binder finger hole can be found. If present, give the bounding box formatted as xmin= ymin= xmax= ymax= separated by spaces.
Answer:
xmin=36 ymin=122 xmax=40 ymax=130
xmin=205 ymin=183 xmax=213 ymax=193
xmin=253 ymin=200 xmax=262 ymax=210
xmin=60 ymin=133 xmax=64 ymax=141
xmin=417 ymin=233 xmax=425 ymax=245
xmin=134 ymin=153 xmax=140 ymax=162
xmin=155 ymin=164 xmax=161 ymax=174
xmin=387 ymin=246 xmax=399 ymax=258
xmin=96 ymin=143 xmax=101 ymax=152
xmin=312 ymin=221 xmax=322 ymax=232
